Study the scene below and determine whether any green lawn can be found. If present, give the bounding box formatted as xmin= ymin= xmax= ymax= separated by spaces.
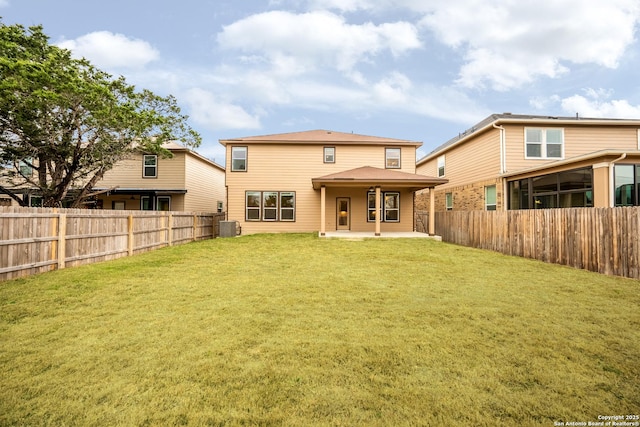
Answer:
xmin=0 ymin=233 xmax=638 ymax=426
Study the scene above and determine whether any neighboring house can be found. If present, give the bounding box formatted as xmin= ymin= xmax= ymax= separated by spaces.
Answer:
xmin=416 ymin=113 xmax=640 ymax=212
xmin=94 ymin=141 xmax=226 ymax=212
xmin=220 ymin=130 xmax=447 ymax=236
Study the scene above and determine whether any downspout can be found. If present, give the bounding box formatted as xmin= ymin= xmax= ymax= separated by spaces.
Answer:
xmin=493 ymin=123 xmax=507 ymax=209
xmin=609 ymin=153 xmax=627 ymax=207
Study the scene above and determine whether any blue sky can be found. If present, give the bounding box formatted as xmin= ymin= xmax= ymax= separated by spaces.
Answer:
xmin=3 ymin=0 xmax=640 ymax=162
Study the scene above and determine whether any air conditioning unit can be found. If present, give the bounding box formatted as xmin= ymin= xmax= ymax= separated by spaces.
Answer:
xmin=219 ymin=220 xmax=241 ymax=237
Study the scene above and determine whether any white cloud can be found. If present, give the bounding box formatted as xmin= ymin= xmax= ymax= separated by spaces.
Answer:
xmin=419 ymin=0 xmax=640 ymax=90
xmin=217 ymin=10 xmax=421 ymax=74
xmin=57 ymin=31 xmax=159 ymax=69
xmin=0 ymin=0 xmax=9 ymax=8
xmin=560 ymin=89 xmax=640 ymax=118
xmin=183 ymin=88 xmax=262 ymax=130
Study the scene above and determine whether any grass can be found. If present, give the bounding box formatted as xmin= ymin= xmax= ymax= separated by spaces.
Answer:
xmin=0 ymin=233 xmax=638 ymax=426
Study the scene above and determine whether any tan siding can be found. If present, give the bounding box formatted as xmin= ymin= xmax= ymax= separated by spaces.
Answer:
xmin=226 ymin=143 xmax=418 ymax=234
xmin=417 ymin=128 xmax=501 ymax=190
xmin=98 ymin=153 xmax=186 ymax=189
xmin=184 ymin=155 xmax=225 ymax=212
xmin=505 ymin=124 xmax=640 ymax=172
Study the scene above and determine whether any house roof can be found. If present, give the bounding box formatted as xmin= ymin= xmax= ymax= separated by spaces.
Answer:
xmin=219 ymin=129 xmax=421 ymax=146
xmin=311 ymin=166 xmax=447 ymax=190
xmin=162 ymin=141 xmax=225 ymax=171
xmin=417 ymin=113 xmax=640 ymax=165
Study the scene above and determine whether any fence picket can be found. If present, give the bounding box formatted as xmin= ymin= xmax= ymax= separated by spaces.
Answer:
xmin=422 ymin=207 xmax=640 ymax=280
xmin=0 ymin=207 xmax=225 ymax=281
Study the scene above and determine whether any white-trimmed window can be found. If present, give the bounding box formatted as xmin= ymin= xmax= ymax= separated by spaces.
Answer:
xmin=485 ymin=185 xmax=497 ymax=211
xmin=19 ymin=158 xmax=33 ymax=177
xmin=367 ymin=191 xmax=400 ymax=222
xmin=384 ymin=192 xmax=400 ymax=222
xmin=525 ymin=128 xmax=563 ymax=159
xmin=385 ymin=148 xmax=401 ymax=169
xmin=231 ymin=146 xmax=247 ymax=171
xmin=437 ymin=155 xmax=445 ymax=177
xmin=324 ymin=147 xmax=335 ymax=163
xmin=263 ymin=192 xmax=278 ymax=221
xmin=246 ymin=191 xmax=295 ymax=221
xmin=280 ymin=192 xmax=295 ymax=221
xmin=143 ymin=155 xmax=157 ymax=178
xmin=157 ymin=196 xmax=171 ymax=211
xmin=246 ymin=191 xmax=261 ymax=220
xmin=445 ymin=193 xmax=453 ymax=211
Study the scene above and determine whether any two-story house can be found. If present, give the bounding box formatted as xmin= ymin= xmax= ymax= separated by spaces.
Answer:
xmin=220 ymin=130 xmax=447 ymax=236
xmin=95 ymin=141 xmax=226 ymax=212
xmin=416 ymin=113 xmax=640 ymax=212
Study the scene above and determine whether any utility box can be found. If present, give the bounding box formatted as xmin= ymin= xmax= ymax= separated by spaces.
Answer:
xmin=219 ymin=220 xmax=239 ymax=238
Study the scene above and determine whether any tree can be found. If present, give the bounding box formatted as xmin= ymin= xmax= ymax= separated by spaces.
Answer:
xmin=0 ymin=21 xmax=201 ymax=207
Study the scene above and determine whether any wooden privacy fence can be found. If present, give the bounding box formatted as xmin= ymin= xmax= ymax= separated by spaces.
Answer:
xmin=0 ymin=207 xmax=225 ymax=281
xmin=416 ymin=207 xmax=640 ymax=279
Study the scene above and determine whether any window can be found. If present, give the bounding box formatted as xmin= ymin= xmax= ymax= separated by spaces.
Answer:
xmin=246 ymin=191 xmax=261 ymax=220
xmin=437 ymin=155 xmax=445 ymax=177
xmin=525 ymin=128 xmax=564 ymax=159
xmin=246 ymin=191 xmax=296 ymax=221
xmin=445 ymin=193 xmax=453 ymax=211
xmin=367 ymin=191 xmax=400 ymax=222
xmin=385 ymin=148 xmax=401 ymax=169
xmin=217 ymin=201 xmax=224 ymax=213
xmin=384 ymin=192 xmax=400 ymax=222
xmin=280 ymin=192 xmax=295 ymax=221
xmin=614 ymin=164 xmax=640 ymax=206
xmin=157 ymin=196 xmax=171 ymax=211
xmin=19 ymin=158 xmax=32 ymax=177
xmin=485 ymin=185 xmax=497 ymax=210
xmin=113 ymin=201 xmax=126 ymax=210
xmin=143 ymin=155 xmax=157 ymax=178
xmin=367 ymin=192 xmax=380 ymax=221
xmin=263 ymin=192 xmax=278 ymax=221
xmin=324 ymin=147 xmax=335 ymax=163
xmin=508 ymin=167 xmax=593 ymax=209
xmin=231 ymin=146 xmax=247 ymax=172
xmin=141 ymin=196 xmax=153 ymax=210
xmin=29 ymin=195 xmax=42 ymax=207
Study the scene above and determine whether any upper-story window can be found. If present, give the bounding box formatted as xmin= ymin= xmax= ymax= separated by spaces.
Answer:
xmin=525 ymin=128 xmax=563 ymax=159
xmin=437 ymin=155 xmax=445 ymax=177
xmin=386 ymin=148 xmax=401 ymax=169
xmin=324 ymin=147 xmax=335 ymax=163
xmin=231 ymin=146 xmax=247 ymax=172
xmin=143 ymin=155 xmax=157 ymax=178
xmin=19 ymin=158 xmax=33 ymax=177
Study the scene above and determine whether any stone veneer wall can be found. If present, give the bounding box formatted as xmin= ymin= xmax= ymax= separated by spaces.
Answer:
xmin=415 ymin=178 xmax=503 ymax=212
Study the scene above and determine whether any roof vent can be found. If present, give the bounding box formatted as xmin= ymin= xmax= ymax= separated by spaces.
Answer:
xmin=503 ymin=112 xmax=512 ymax=115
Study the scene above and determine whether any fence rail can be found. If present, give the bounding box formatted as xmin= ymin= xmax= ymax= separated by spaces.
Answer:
xmin=0 ymin=207 xmax=225 ymax=281
xmin=416 ymin=207 xmax=640 ymax=279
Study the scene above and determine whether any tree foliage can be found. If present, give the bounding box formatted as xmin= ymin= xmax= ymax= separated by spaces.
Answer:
xmin=0 ymin=21 xmax=201 ymax=207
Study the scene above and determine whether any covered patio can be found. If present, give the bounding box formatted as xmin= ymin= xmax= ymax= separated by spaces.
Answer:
xmin=312 ymin=166 xmax=447 ymax=237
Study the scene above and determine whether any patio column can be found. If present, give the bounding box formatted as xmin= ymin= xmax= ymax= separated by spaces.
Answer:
xmin=320 ymin=185 xmax=326 ymax=236
xmin=429 ymin=186 xmax=435 ymax=235
xmin=375 ymin=186 xmax=381 ymax=236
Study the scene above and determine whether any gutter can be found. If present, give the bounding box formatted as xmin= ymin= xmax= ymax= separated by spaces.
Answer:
xmin=493 ymin=123 xmax=506 ymax=174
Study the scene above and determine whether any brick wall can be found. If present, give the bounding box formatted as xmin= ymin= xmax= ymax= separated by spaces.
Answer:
xmin=415 ymin=178 xmax=503 ymax=212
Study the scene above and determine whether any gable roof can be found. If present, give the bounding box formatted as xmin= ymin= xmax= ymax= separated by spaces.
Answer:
xmin=161 ymin=141 xmax=225 ymax=171
xmin=418 ymin=113 xmax=640 ymax=165
xmin=311 ymin=166 xmax=447 ymax=190
xmin=220 ymin=129 xmax=421 ymax=146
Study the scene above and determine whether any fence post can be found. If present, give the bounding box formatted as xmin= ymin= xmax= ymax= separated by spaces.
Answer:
xmin=57 ymin=213 xmax=66 ymax=270
xmin=193 ymin=214 xmax=197 ymax=241
xmin=128 ymin=214 xmax=134 ymax=256
xmin=168 ymin=213 xmax=173 ymax=246
xmin=50 ymin=208 xmax=58 ymax=271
